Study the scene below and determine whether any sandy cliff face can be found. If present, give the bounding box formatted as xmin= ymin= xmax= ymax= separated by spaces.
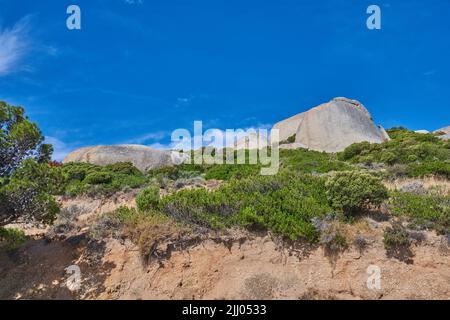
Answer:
xmin=1 ymin=189 xmax=449 ymax=300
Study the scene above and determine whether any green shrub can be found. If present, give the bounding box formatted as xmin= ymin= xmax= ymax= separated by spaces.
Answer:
xmin=406 ymin=161 xmax=450 ymax=179
xmin=280 ymin=134 xmax=296 ymax=145
xmin=105 ymin=162 xmax=142 ymax=176
xmin=280 ymin=149 xmax=350 ymax=174
xmin=338 ymin=142 xmax=372 ymax=161
xmin=326 ymin=171 xmax=388 ymax=214
xmin=380 ymin=151 xmax=398 ymax=165
xmin=60 ymin=162 xmax=147 ymax=197
xmin=84 ymin=172 xmax=113 ymax=184
xmin=389 ymin=191 xmax=449 ymax=234
xmin=0 ymin=227 xmax=26 ymax=251
xmin=136 ymin=186 xmax=161 ymax=211
xmin=338 ymin=128 xmax=450 ymax=171
xmin=160 ymin=173 xmax=330 ymax=242
xmin=0 ymin=160 xmax=62 ymax=226
xmin=204 ymin=164 xmax=260 ymax=180
xmin=63 ymin=162 xmax=101 ymax=181
xmin=383 ymin=223 xmax=411 ymax=251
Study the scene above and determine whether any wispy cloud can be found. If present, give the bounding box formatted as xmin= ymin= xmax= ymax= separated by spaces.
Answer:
xmin=123 ymin=0 xmax=144 ymax=4
xmin=123 ymin=131 xmax=168 ymax=144
xmin=45 ymin=136 xmax=76 ymax=162
xmin=0 ymin=16 xmax=32 ymax=76
xmin=148 ymin=142 xmax=171 ymax=150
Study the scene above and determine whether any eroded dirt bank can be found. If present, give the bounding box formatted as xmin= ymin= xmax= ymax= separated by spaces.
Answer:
xmin=1 ymin=192 xmax=449 ymax=300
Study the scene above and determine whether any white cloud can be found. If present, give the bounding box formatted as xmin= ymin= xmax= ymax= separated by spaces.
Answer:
xmin=0 ymin=17 xmax=31 ymax=76
xmin=123 ymin=131 xmax=167 ymax=144
xmin=123 ymin=0 xmax=143 ymax=4
xmin=148 ymin=142 xmax=172 ymax=150
xmin=44 ymin=136 xmax=74 ymax=162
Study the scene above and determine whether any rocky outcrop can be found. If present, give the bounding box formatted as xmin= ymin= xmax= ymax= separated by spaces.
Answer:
xmin=272 ymin=112 xmax=305 ymax=143
xmin=63 ymin=144 xmax=175 ymax=172
xmin=434 ymin=126 xmax=450 ymax=134
xmin=434 ymin=126 xmax=450 ymax=140
xmin=272 ymin=97 xmax=390 ymax=153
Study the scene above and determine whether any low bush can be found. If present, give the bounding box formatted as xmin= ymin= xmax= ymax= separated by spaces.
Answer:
xmin=338 ymin=129 xmax=450 ymax=178
xmin=136 ymin=186 xmax=161 ymax=211
xmin=383 ymin=222 xmax=411 ymax=251
xmin=204 ymin=164 xmax=261 ymax=180
xmin=160 ymin=173 xmax=330 ymax=242
xmin=110 ymin=206 xmax=182 ymax=262
xmin=406 ymin=161 xmax=450 ymax=179
xmin=84 ymin=172 xmax=113 ymax=185
xmin=325 ymin=171 xmax=389 ymax=214
xmin=280 ymin=134 xmax=296 ymax=145
xmin=389 ymin=191 xmax=449 ymax=234
xmin=60 ymin=162 xmax=147 ymax=197
xmin=280 ymin=149 xmax=350 ymax=174
xmin=1 ymin=159 xmax=62 ymax=226
xmin=0 ymin=227 xmax=26 ymax=251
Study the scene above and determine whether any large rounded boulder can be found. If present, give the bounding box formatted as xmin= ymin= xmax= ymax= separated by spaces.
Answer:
xmin=434 ymin=126 xmax=450 ymax=140
xmin=273 ymin=97 xmax=390 ymax=152
xmin=63 ymin=144 xmax=175 ymax=172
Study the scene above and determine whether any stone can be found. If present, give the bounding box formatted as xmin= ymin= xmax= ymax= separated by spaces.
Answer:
xmin=271 ymin=97 xmax=389 ymax=153
xmin=63 ymin=144 xmax=175 ymax=172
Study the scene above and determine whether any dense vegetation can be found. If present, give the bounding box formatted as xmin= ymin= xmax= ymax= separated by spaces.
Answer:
xmin=1 ymin=100 xmax=448 ymax=255
xmin=62 ymin=162 xmax=147 ymax=196
xmin=338 ymin=128 xmax=450 ymax=179
xmin=1 ymin=101 xmax=57 ymax=227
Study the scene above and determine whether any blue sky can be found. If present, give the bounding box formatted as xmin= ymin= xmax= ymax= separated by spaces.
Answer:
xmin=0 ymin=0 xmax=449 ymax=160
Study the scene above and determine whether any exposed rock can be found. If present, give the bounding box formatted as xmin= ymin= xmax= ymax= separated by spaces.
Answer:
xmin=271 ymin=97 xmax=388 ymax=152
xmin=63 ymin=144 xmax=175 ymax=172
xmin=434 ymin=126 xmax=450 ymax=135
xmin=415 ymin=130 xmax=430 ymax=134
xmin=378 ymin=125 xmax=391 ymax=142
xmin=279 ymin=142 xmax=308 ymax=150
xmin=272 ymin=112 xmax=305 ymax=143
xmin=434 ymin=126 xmax=450 ymax=140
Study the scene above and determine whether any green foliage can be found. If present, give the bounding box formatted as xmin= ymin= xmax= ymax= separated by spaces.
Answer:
xmin=280 ymin=148 xmax=350 ymax=174
xmin=136 ymin=186 xmax=161 ymax=211
xmin=0 ymin=101 xmax=58 ymax=226
xmin=280 ymin=134 xmax=296 ymax=145
xmin=0 ymin=159 xmax=62 ymax=226
xmin=204 ymin=164 xmax=261 ymax=180
xmin=389 ymin=191 xmax=449 ymax=235
xmin=109 ymin=206 xmax=181 ymax=262
xmin=406 ymin=161 xmax=450 ymax=179
xmin=0 ymin=101 xmax=53 ymax=177
xmin=84 ymin=172 xmax=113 ymax=185
xmin=0 ymin=227 xmax=26 ymax=251
xmin=326 ymin=171 xmax=388 ymax=214
xmin=60 ymin=162 xmax=147 ymax=196
xmin=105 ymin=162 xmax=142 ymax=176
xmin=338 ymin=128 xmax=450 ymax=178
xmin=160 ymin=173 xmax=330 ymax=242
xmin=383 ymin=222 xmax=411 ymax=251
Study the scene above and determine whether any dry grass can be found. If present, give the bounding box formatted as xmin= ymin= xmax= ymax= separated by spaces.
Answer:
xmin=384 ymin=177 xmax=450 ymax=196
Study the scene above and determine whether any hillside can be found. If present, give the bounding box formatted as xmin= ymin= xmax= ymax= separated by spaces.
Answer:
xmin=1 ymin=128 xmax=449 ymax=299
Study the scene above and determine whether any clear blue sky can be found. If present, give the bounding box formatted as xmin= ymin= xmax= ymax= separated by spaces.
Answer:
xmin=1 ymin=0 xmax=449 ymax=160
